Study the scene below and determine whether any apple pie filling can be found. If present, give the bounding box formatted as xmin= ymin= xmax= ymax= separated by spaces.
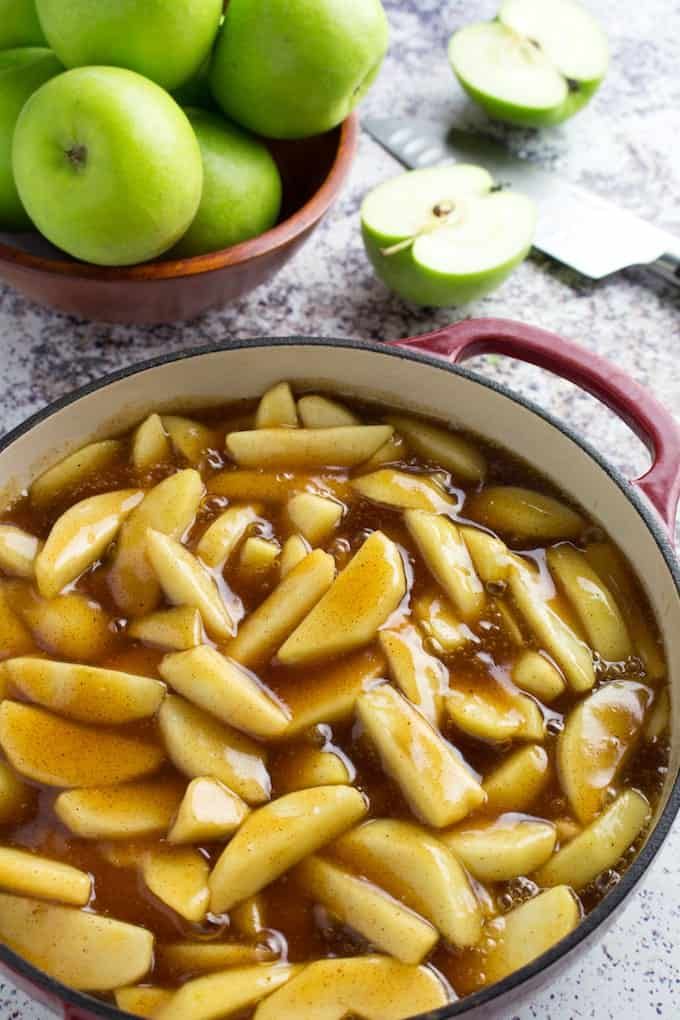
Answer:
xmin=0 ymin=383 xmax=669 ymax=1019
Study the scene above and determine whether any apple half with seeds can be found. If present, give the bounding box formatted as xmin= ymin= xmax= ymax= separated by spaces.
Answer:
xmin=449 ymin=0 xmax=608 ymax=128
xmin=361 ymin=165 xmax=536 ymax=307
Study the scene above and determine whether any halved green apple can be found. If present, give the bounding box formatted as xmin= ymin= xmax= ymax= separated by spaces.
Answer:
xmin=361 ymin=165 xmax=535 ymax=307
xmin=449 ymin=0 xmax=608 ymax=128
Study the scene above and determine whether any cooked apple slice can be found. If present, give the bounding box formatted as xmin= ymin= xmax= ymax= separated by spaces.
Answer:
xmin=495 ymin=599 xmax=525 ymax=646
xmin=239 ymin=537 xmax=280 ymax=571
xmin=512 ymin=650 xmax=565 ymax=702
xmin=196 ymin=504 xmax=262 ymax=567
xmin=255 ymin=382 xmax=299 ymax=428
xmin=156 ymin=964 xmax=299 ymax=1020
xmin=334 ymin=818 xmax=482 ymax=947
xmin=405 ymin=510 xmax=485 ymax=622
xmin=0 ymin=587 xmax=34 ymax=659
xmin=548 ymin=545 xmax=633 ymax=661
xmin=0 ymin=525 xmax=41 ymax=579
xmin=287 ymin=493 xmax=344 ymax=546
xmin=644 ymin=688 xmax=670 ymax=741
xmin=357 ymin=685 xmax=485 ymax=827
xmin=35 ymin=489 xmax=143 ymax=599
xmin=0 ymin=893 xmax=153 ymax=990
xmin=351 ymin=468 xmax=455 ymax=512
xmin=115 ymin=987 xmax=173 ymax=1018
xmin=278 ymin=648 xmax=387 ymax=738
xmin=277 ymin=746 xmax=351 ymax=793
xmin=535 ymin=790 xmax=650 ymax=890
xmin=160 ymin=646 xmax=289 ymax=739
xmin=294 ymin=855 xmax=438 ymax=964
xmin=146 ymin=530 xmax=234 ymax=640
xmin=226 ymin=426 xmax=392 ymax=469
xmin=0 ymin=701 xmax=164 ymax=787
xmin=0 ymin=847 xmax=91 ymax=906
xmin=584 ymin=542 xmax=665 ymax=680
xmin=30 ymin=440 xmax=121 ymax=506
xmin=0 ymin=761 xmax=32 ymax=826
xmin=278 ymin=532 xmax=406 ymax=666
xmin=162 ymin=415 xmax=216 ymax=465
xmin=481 ymin=886 xmax=581 ymax=986
xmin=385 ymin=414 xmax=486 ymax=482
xmin=413 ymin=592 xmax=472 ymax=654
xmin=21 ymin=591 xmax=114 ymax=662
xmin=362 ymin=434 xmax=409 ymax=471
xmin=55 ymin=778 xmax=184 ymax=839
xmin=208 ymin=785 xmax=366 ymax=912
xmin=442 ymin=816 xmax=556 ymax=882
xmin=379 ymin=626 xmax=448 ymax=725
xmin=168 ymin=777 xmax=249 ymax=844
xmin=232 ymin=896 xmax=267 ymax=939
xmin=131 ymin=412 xmax=172 ymax=470
xmin=129 ymin=606 xmax=204 ymax=651
xmin=466 ymin=487 xmax=585 ymax=542
xmin=209 ymin=470 xmax=351 ymax=504
xmin=142 ymin=847 xmax=210 ymax=923
xmin=159 ymin=696 xmax=270 ymax=804
xmin=279 ymin=534 xmax=310 ymax=578
xmin=254 ymin=956 xmax=448 ymax=1020
xmin=459 ymin=526 xmax=510 ymax=586
xmin=447 ymin=681 xmax=545 ymax=743
xmin=509 ymin=558 xmax=594 ymax=692
xmin=297 ymin=395 xmax=360 ymax=428
xmin=109 ymin=469 xmax=205 ymax=617
xmin=158 ymin=941 xmax=273 ymax=977
xmin=4 ymin=657 xmax=165 ymax=725
xmin=558 ymin=680 xmax=652 ymax=824
xmin=228 ymin=550 xmax=335 ymax=668
xmin=482 ymin=744 xmax=551 ymax=815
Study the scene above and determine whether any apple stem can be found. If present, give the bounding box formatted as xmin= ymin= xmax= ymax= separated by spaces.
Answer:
xmin=380 ymin=201 xmax=457 ymax=257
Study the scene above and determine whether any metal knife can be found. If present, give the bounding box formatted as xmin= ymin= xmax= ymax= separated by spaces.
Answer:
xmin=363 ymin=116 xmax=680 ymax=289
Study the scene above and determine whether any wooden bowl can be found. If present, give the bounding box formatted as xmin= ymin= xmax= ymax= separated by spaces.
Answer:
xmin=0 ymin=114 xmax=359 ymax=324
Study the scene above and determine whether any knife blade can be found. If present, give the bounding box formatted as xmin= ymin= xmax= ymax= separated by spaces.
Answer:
xmin=363 ymin=116 xmax=680 ymax=288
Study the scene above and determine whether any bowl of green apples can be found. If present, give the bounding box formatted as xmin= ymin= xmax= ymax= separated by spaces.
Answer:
xmin=0 ymin=0 xmax=387 ymax=323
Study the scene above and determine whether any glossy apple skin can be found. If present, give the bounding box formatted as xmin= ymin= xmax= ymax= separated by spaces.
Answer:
xmin=35 ymin=0 xmax=222 ymax=91
xmin=210 ymin=0 xmax=389 ymax=139
xmin=0 ymin=0 xmax=46 ymax=49
xmin=361 ymin=223 xmax=532 ymax=307
xmin=12 ymin=67 xmax=203 ymax=266
xmin=0 ymin=48 xmax=62 ymax=229
xmin=453 ymin=70 xmax=603 ymax=128
xmin=172 ymin=109 xmax=282 ymax=258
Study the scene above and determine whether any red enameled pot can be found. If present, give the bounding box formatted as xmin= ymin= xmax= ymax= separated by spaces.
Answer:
xmin=0 ymin=318 xmax=678 ymax=1019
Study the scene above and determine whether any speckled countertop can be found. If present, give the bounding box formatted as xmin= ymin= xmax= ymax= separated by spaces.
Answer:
xmin=0 ymin=1 xmax=679 ymax=1017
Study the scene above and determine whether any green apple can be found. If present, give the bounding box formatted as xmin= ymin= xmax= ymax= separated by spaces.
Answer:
xmin=449 ymin=0 xmax=608 ymax=128
xmin=13 ymin=66 xmax=203 ymax=266
xmin=172 ymin=58 xmax=217 ymax=111
xmin=210 ymin=0 xmax=389 ymax=139
xmin=173 ymin=109 xmax=282 ymax=258
xmin=361 ymin=165 xmax=536 ymax=307
xmin=0 ymin=0 xmax=46 ymax=49
xmin=35 ymin=0 xmax=223 ymax=91
xmin=0 ymin=47 xmax=61 ymax=229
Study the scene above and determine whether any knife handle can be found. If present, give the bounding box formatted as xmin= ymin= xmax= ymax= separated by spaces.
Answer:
xmin=648 ymin=252 xmax=680 ymax=288
xmin=390 ymin=318 xmax=680 ymax=536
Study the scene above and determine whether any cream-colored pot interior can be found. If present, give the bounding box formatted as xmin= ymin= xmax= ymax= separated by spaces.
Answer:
xmin=1 ymin=340 xmax=678 ymax=824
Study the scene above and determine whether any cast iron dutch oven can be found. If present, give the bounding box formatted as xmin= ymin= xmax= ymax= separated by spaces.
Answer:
xmin=0 ymin=318 xmax=678 ymax=1019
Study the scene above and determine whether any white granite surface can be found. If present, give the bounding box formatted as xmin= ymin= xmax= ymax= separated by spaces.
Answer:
xmin=0 ymin=0 xmax=679 ymax=1017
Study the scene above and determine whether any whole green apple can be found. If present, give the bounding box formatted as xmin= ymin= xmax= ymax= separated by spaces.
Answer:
xmin=361 ymin=166 xmax=536 ymax=307
xmin=35 ymin=0 xmax=223 ymax=91
xmin=0 ymin=0 xmax=46 ymax=49
xmin=449 ymin=0 xmax=608 ymax=128
xmin=13 ymin=67 xmax=203 ymax=266
xmin=0 ymin=47 xmax=61 ymax=229
xmin=210 ymin=0 xmax=389 ymax=139
xmin=173 ymin=109 xmax=282 ymax=258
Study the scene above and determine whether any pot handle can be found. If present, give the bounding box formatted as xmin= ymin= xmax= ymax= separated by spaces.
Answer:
xmin=389 ymin=318 xmax=680 ymax=536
